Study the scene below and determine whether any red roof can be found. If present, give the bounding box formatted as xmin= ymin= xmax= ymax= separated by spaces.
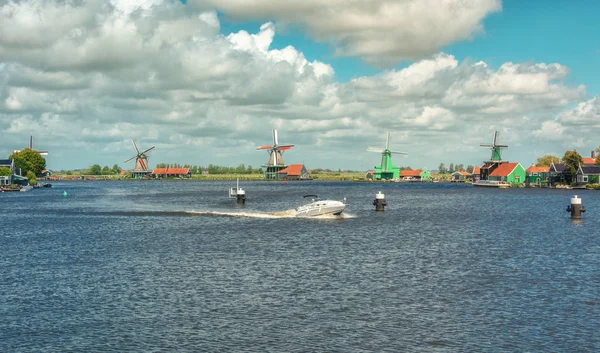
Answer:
xmin=582 ymin=158 xmax=596 ymax=164
xmin=526 ymin=165 xmax=550 ymax=173
xmin=489 ymin=163 xmax=519 ymax=177
xmin=453 ymin=171 xmax=471 ymax=176
xmin=400 ymin=169 xmax=422 ymax=177
xmin=152 ymin=168 xmax=190 ymax=175
xmin=473 ymin=166 xmax=481 ymax=174
xmin=278 ymin=164 xmax=304 ymax=176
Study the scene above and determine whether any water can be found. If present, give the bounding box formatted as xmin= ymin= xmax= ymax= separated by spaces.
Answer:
xmin=1 ymin=180 xmax=599 ymax=352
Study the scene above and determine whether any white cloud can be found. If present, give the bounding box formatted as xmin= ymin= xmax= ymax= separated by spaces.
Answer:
xmin=192 ymin=0 xmax=502 ymax=65
xmin=0 ymin=1 xmax=593 ymax=170
xmin=532 ymin=121 xmax=565 ymax=140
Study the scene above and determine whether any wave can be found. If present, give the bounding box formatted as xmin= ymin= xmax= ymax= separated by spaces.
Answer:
xmin=188 ymin=209 xmax=297 ymax=219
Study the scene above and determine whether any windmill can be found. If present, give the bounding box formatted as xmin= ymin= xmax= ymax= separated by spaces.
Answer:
xmin=124 ymin=140 xmax=155 ymax=179
xmin=478 ymin=130 xmax=509 ymax=181
xmin=480 ymin=131 xmax=508 ymax=162
xmin=256 ymin=129 xmax=295 ymax=179
xmin=367 ymin=132 xmax=407 ymax=180
xmin=13 ymin=136 xmax=49 ymax=156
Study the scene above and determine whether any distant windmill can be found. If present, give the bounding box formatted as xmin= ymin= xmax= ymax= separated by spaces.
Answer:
xmin=367 ymin=132 xmax=407 ymax=180
xmin=256 ymin=129 xmax=295 ymax=179
xmin=480 ymin=131 xmax=508 ymax=162
xmin=13 ymin=136 xmax=48 ymax=156
xmin=124 ymin=140 xmax=155 ymax=179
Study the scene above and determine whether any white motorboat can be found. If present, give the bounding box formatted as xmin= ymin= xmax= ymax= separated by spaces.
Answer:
xmin=295 ymin=195 xmax=346 ymax=217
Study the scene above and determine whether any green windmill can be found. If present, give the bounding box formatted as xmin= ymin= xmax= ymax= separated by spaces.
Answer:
xmin=480 ymin=131 xmax=508 ymax=162
xmin=367 ymin=132 xmax=408 ymax=180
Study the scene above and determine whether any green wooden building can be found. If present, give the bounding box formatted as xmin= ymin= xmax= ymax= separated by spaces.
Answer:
xmin=488 ymin=162 xmax=526 ymax=184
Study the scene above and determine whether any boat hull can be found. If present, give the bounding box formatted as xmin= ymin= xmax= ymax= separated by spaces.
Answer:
xmin=295 ymin=203 xmax=346 ymax=217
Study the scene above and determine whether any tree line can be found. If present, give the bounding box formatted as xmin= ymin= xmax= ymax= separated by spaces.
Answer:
xmin=155 ymin=163 xmax=263 ymax=175
xmin=436 ymin=163 xmax=475 ymax=174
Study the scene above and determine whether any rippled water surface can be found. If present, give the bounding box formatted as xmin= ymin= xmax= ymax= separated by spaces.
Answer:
xmin=1 ymin=180 xmax=599 ymax=352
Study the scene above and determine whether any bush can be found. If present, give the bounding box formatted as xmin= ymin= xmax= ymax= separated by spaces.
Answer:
xmin=26 ymin=170 xmax=36 ymax=186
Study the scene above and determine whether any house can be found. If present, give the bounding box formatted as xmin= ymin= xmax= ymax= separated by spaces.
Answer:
xmin=525 ymin=165 xmax=550 ymax=186
xmin=582 ymin=150 xmax=597 ymax=165
xmin=151 ymin=167 xmax=191 ymax=178
xmin=0 ymin=159 xmax=14 ymax=186
xmin=399 ymin=169 xmax=422 ymax=180
xmin=472 ymin=166 xmax=481 ymax=182
xmin=420 ymin=169 xmax=432 ymax=181
xmin=277 ymin=164 xmax=310 ymax=180
xmin=450 ymin=171 xmax=472 ymax=182
xmin=487 ymin=162 xmax=526 ymax=184
xmin=576 ymin=164 xmax=600 ymax=184
xmin=549 ymin=162 xmax=569 ymax=185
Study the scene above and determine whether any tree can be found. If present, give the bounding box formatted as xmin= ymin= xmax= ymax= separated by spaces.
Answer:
xmin=536 ymin=154 xmax=560 ymax=167
xmin=596 ymin=145 xmax=600 ymax=166
xmin=66 ymin=170 xmax=73 ymax=175
xmin=438 ymin=163 xmax=447 ymax=174
xmin=26 ymin=170 xmax=36 ymax=186
xmin=89 ymin=164 xmax=102 ymax=175
xmin=448 ymin=163 xmax=455 ymax=173
xmin=102 ymin=166 xmax=111 ymax=175
xmin=466 ymin=165 xmax=474 ymax=173
xmin=0 ymin=167 xmax=11 ymax=176
xmin=562 ymin=150 xmax=583 ymax=183
xmin=112 ymin=164 xmax=121 ymax=174
xmin=8 ymin=148 xmax=46 ymax=176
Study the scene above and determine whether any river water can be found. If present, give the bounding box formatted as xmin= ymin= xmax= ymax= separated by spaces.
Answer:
xmin=1 ymin=180 xmax=599 ymax=352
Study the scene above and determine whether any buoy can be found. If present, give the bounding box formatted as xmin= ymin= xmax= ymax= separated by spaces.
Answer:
xmin=566 ymin=195 xmax=585 ymax=219
xmin=63 ymin=191 xmax=68 ymax=197
xmin=373 ymin=191 xmax=386 ymax=211
xmin=236 ymin=187 xmax=246 ymax=205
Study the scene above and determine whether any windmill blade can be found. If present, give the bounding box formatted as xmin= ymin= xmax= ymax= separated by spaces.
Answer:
xmin=389 ymin=151 xmax=408 ymax=155
xmin=272 ymin=129 xmax=279 ymax=146
xmin=278 ymin=145 xmax=294 ymax=151
xmin=257 ymin=145 xmax=274 ymax=150
xmin=132 ymin=140 xmax=141 ymax=154
xmin=124 ymin=155 xmax=137 ymax=163
xmin=493 ymin=131 xmax=498 ymax=145
xmin=139 ymin=146 xmax=155 ymax=155
xmin=138 ymin=156 xmax=148 ymax=171
xmin=480 ymin=144 xmax=493 ymax=147
xmin=386 ymin=132 xmax=390 ymax=150
xmin=367 ymin=147 xmax=385 ymax=153
xmin=495 ymin=145 xmax=508 ymax=148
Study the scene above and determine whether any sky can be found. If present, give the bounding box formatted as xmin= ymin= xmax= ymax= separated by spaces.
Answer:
xmin=1 ymin=0 xmax=599 ymax=171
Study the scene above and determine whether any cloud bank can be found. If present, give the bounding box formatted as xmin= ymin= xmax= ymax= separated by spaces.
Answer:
xmin=0 ymin=0 xmax=593 ymax=170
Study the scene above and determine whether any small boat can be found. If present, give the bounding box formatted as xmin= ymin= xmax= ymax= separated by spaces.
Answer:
xmin=295 ymin=195 xmax=346 ymax=217
xmin=473 ymin=180 xmax=509 ymax=188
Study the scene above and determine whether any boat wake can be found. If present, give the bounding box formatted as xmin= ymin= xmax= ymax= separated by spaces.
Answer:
xmin=188 ymin=209 xmax=298 ymax=219
xmin=47 ymin=209 xmax=356 ymax=219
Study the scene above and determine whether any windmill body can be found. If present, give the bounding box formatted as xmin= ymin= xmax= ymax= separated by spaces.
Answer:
xmin=367 ymin=132 xmax=407 ymax=180
xmin=124 ymin=140 xmax=155 ymax=179
xmin=257 ymin=129 xmax=295 ymax=179
xmin=478 ymin=131 xmax=509 ymax=181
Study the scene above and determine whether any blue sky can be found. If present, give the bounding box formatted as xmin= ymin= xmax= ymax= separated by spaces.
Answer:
xmin=1 ymin=0 xmax=599 ymax=171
